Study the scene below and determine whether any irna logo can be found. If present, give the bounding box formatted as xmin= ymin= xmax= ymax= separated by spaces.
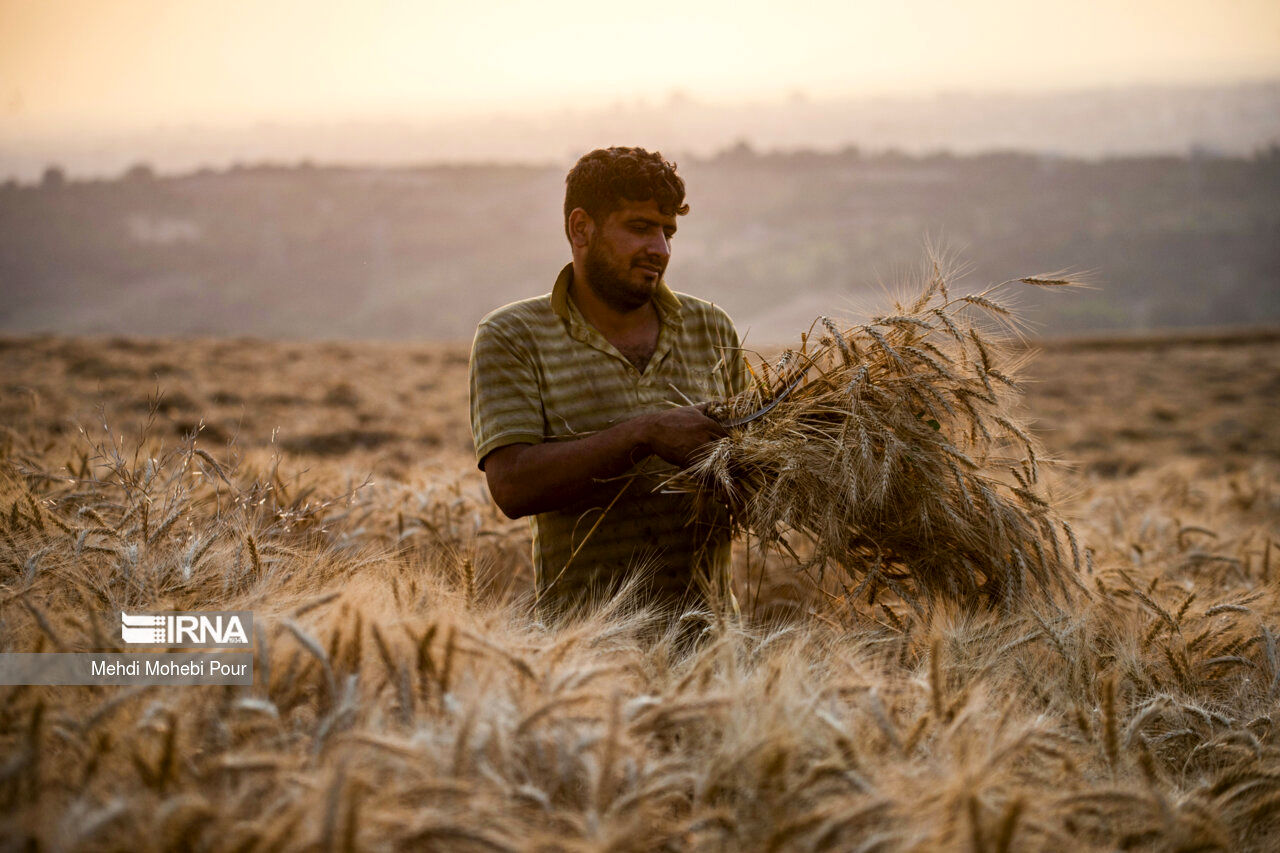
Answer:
xmin=120 ymin=611 xmax=252 ymax=647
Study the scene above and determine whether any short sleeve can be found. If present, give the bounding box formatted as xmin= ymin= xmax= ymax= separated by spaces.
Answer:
xmin=468 ymin=320 xmax=545 ymax=469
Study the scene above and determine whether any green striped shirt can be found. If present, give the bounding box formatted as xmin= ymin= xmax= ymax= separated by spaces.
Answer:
xmin=469 ymin=263 xmax=745 ymax=614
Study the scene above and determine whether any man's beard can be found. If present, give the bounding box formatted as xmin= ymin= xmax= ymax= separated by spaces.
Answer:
xmin=583 ymin=238 xmax=655 ymax=313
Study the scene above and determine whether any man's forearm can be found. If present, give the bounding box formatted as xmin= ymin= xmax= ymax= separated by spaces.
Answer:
xmin=482 ymin=405 xmax=726 ymax=519
xmin=484 ymin=416 xmax=653 ymax=518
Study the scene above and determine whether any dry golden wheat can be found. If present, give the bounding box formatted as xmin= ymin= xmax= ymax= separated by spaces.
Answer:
xmin=680 ymin=265 xmax=1085 ymax=610
xmin=0 ymin=331 xmax=1276 ymax=851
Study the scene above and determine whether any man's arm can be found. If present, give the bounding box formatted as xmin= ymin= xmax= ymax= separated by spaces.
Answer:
xmin=483 ymin=405 xmax=724 ymax=519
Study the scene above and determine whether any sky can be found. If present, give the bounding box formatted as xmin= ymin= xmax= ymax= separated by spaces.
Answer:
xmin=4 ymin=0 xmax=1280 ymax=134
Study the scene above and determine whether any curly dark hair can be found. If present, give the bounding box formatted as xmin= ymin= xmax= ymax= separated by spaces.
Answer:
xmin=563 ymin=147 xmax=689 ymax=240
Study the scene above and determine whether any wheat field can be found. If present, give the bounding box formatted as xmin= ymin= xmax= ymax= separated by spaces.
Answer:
xmin=0 ymin=328 xmax=1277 ymax=851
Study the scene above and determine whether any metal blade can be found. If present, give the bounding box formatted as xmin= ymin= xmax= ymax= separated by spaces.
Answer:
xmin=720 ymin=371 xmax=809 ymax=429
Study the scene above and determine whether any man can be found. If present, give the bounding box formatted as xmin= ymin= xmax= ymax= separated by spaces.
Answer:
xmin=468 ymin=146 xmax=745 ymax=618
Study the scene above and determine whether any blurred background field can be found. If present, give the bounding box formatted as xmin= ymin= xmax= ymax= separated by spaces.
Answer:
xmin=4 ymin=329 xmax=1277 ymax=479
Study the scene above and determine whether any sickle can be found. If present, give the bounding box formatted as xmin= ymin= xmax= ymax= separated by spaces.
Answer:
xmin=720 ymin=370 xmax=809 ymax=429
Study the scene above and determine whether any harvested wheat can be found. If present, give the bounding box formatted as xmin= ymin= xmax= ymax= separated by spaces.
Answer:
xmin=677 ymin=263 xmax=1086 ymax=610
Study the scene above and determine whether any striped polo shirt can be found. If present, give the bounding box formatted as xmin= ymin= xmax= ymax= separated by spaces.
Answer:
xmin=469 ymin=263 xmax=745 ymax=614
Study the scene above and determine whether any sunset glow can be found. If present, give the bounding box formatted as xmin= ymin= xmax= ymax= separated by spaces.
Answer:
xmin=4 ymin=0 xmax=1280 ymax=133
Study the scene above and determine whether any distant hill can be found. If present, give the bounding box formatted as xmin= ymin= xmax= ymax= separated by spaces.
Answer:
xmin=2 ymin=148 xmax=1278 ymax=342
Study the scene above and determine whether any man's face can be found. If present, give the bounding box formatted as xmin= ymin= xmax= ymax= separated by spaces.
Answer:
xmin=582 ymin=199 xmax=678 ymax=313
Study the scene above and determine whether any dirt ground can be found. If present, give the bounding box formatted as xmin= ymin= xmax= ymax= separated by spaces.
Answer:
xmin=2 ymin=329 xmax=1275 ymax=479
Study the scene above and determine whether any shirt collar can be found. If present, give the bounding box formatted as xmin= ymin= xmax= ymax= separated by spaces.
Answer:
xmin=550 ymin=262 xmax=683 ymax=327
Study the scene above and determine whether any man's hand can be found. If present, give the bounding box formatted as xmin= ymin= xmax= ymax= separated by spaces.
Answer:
xmin=482 ymin=404 xmax=727 ymax=519
xmin=639 ymin=404 xmax=727 ymax=468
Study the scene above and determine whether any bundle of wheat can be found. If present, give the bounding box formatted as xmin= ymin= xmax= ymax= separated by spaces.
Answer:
xmin=679 ymin=264 xmax=1086 ymax=610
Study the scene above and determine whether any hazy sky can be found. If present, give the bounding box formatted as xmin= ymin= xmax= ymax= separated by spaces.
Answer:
xmin=4 ymin=0 xmax=1280 ymax=132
